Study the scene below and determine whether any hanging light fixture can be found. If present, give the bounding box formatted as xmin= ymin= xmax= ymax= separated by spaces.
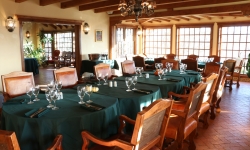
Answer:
xmin=83 ymin=22 xmax=90 ymax=34
xmin=5 ymin=16 xmax=15 ymax=32
xmin=26 ymin=31 xmax=31 ymax=38
xmin=118 ymin=0 xmax=156 ymax=22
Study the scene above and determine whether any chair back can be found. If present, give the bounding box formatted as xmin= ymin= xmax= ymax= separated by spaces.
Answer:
xmin=131 ymin=99 xmax=173 ymax=150
xmin=132 ymin=56 xmax=146 ymax=70
xmin=181 ymin=59 xmax=198 ymax=71
xmin=89 ymin=53 xmax=101 ymax=60
xmin=53 ymin=50 xmax=60 ymax=60
xmin=161 ymin=59 xmax=179 ymax=70
xmin=202 ymin=62 xmax=220 ymax=77
xmin=208 ymin=55 xmax=220 ymax=62
xmin=0 ymin=130 xmax=20 ymax=150
xmin=1 ymin=71 xmax=35 ymax=101
xmin=154 ymin=57 xmax=166 ymax=64
xmin=121 ymin=60 xmax=136 ymax=75
xmin=53 ymin=67 xmax=78 ymax=88
xmin=166 ymin=54 xmax=176 ymax=59
xmin=222 ymin=59 xmax=236 ymax=75
xmin=94 ymin=63 xmax=113 ymax=79
xmin=47 ymin=135 xmax=63 ymax=150
xmin=187 ymin=54 xmax=199 ymax=60
xmin=201 ymin=73 xmax=218 ymax=103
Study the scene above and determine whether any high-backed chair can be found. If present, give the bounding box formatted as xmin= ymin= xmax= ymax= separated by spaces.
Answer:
xmin=181 ymin=59 xmax=198 ymax=71
xmin=121 ymin=60 xmax=136 ymax=76
xmin=166 ymin=54 xmax=176 ymax=59
xmin=132 ymin=55 xmax=153 ymax=71
xmin=201 ymin=62 xmax=220 ymax=77
xmin=223 ymin=59 xmax=236 ymax=90
xmin=161 ymin=59 xmax=179 ymax=70
xmin=47 ymin=135 xmax=63 ymax=150
xmin=208 ymin=55 xmax=220 ymax=62
xmin=50 ymin=50 xmax=60 ymax=67
xmin=82 ymin=99 xmax=173 ymax=150
xmin=154 ymin=57 xmax=166 ymax=64
xmin=164 ymin=83 xmax=207 ymax=150
xmin=1 ymin=71 xmax=35 ymax=102
xmin=187 ymin=54 xmax=199 ymax=60
xmin=0 ymin=130 xmax=20 ymax=150
xmin=53 ymin=67 xmax=79 ymax=88
xmin=233 ymin=58 xmax=243 ymax=87
xmin=94 ymin=63 xmax=117 ymax=80
xmin=210 ymin=66 xmax=228 ymax=119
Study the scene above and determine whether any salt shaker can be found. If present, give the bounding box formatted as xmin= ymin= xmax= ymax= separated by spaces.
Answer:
xmin=145 ymin=73 xmax=149 ymax=78
xmin=114 ymin=81 xmax=117 ymax=87
xmin=109 ymin=81 xmax=113 ymax=87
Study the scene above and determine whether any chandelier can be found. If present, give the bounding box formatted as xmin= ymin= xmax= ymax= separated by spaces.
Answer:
xmin=118 ymin=0 xmax=156 ymax=22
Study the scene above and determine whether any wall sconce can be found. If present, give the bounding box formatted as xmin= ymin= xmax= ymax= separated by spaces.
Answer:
xmin=5 ymin=16 xmax=15 ymax=32
xmin=26 ymin=31 xmax=31 ymax=38
xmin=83 ymin=22 xmax=90 ymax=34
xmin=137 ymin=28 xmax=142 ymax=36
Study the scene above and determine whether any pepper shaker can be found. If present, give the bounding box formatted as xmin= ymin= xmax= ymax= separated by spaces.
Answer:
xmin=114 ymin=81 xmax=117 ymax=87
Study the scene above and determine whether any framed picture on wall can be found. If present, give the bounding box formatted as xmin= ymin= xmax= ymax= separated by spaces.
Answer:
xmin=95 ymin=30 xmax=102 ymax=42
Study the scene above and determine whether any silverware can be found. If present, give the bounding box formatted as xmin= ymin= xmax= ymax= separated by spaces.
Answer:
xmin=30 ymin=107 xmax=46 ymax=118
xmin=85 ymin=103 xmax=102 ymax=110
xmin=135 ymin=89 xmax=150 ymax=94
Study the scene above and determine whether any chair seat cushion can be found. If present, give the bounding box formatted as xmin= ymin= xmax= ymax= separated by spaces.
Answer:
xmin=199 ymin=102 xmax=210 ymax=116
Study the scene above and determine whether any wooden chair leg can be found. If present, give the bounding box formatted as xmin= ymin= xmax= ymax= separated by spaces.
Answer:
xmin=237 ymin=78 xmax=240 ymax=87
xmin=210 ymin=105 xmax=216 ymax=120
xmin=202 ymin=110 xmax=209 ymax=129
xmin=229 ymin=79 xmax=233 ymax=90
xmin=188 ymin=130 xmax=196 ymax=150
xmin=216 ymin=98 xmax=221 ymax=113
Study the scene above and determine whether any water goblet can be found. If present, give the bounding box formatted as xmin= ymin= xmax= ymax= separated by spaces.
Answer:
xmin=97 ymin=74 xmax=102 ymax=86
xmin=26 ymin=86 xmax=34 ymax=104
xmin=55 ymin=81 xmax=62 ymax=92
xmin=155 ymin=63 xmax=160 ymax=70
xmin=102 ymin=74 xmax=108 ymax=85
xmin=132 ymin=76 xmax=137 ymax=90
xmin=125 ymin=77 xmax=133 ymax=92
xmin=77 ymin=86 xmax=85 ymax=104
xmin=32 ymin=85 xmax=40 ymax=101
xmin=45 ymin=90 xmax=54 ymax=108
xmin=168 ymin=63 xmax=173 ymax=72
xmin=47 ymin=81 xmax=55 ymax=90
xmin=85 ymin=84 xmax=93 ymax=103
xmin=162 ymin=68 xmax=168 ymax=80
xmin=138 ymin=67 xmax=143 ymax=77
xmin=158 ymin=69 xmax=163 ymax=80
xmin=50 ymin=89 xmax=59 ymax=110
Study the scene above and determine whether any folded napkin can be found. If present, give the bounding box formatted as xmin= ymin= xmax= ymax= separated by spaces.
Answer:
xmin=25 ymin=108 xmax=49 ymax=118
xmin=3 ymin=99 xmax=26 ymax=105
xmin=187 ymin=72 xmax=200 ymax=75
xmin=80 ymin=103 xmax=105 ymax=111
xmin=166 ymin=78 xmax=182 ymax=82
xmin=133 ymin=89 xmax=153 ymax=94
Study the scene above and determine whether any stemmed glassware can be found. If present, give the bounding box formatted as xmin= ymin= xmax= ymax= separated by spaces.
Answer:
xmin=77 ymin=86 xmax=85 ymax=104
xmin=157 ymin=69 xmax=163 ymax=80
xmin=97 ymin=74 xmax=102 ymax=86
xmin=125 ymin=77 xmax=133 ymax=92
xmin=85 ymin=84 xmax=93 ymax=103
xmin=168 ymin=63 xmax=173 ymax=72
xmin=47 ymin=81 xmax=55 ymax=90
xmin=136 ymin=67 xmax=143 ymax=77
xmin=162 ymin=68 xmax=168 ymax=80
xmin=55 ymin=81 xmax=62 ymax=92
xmin=26 ymin=86 xmax=34 ymax=104
xmin=45 ymin=90 xmax=54 ymax=108
xmin=50 ymin=89 xmax=59 ymax=110
xmin=132 ymin=76 xmax=137 ymax=90
xmin=32 ymin=85 xmax=40 ymax=101
xmin=102 ymin=74 xmax=108 ymax=85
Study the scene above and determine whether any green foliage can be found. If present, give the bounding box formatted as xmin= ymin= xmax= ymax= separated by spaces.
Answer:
xmin=23 ymin=40 xmax=45 ymax=66
xmin=37 ymin=30 xmax=53 ymax=45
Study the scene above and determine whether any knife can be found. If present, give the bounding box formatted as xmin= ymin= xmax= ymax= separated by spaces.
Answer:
xmin=30 ymin=108 xmax=46 ymax=118
xmin=135 ymin=89 xmax=150 ymax=94
xmin=85 ymin=103 xmax=102 ymax=110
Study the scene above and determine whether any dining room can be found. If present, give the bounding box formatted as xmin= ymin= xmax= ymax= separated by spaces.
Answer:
xmin=1 ymin=0 xmax=250 ymax=150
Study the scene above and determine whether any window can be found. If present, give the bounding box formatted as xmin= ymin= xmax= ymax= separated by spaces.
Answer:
xmin=218 ymin=24 xmax=250 ymax=74
xmin=176 ymin=25 xmax=212 ymax=60
xmin=143 ymin=28 xmax=171 ymax=58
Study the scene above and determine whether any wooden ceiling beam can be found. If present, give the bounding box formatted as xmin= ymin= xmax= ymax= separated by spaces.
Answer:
xmin=61 ymin=0 xmax=107 ymax=9
xmin=195 ymin=15 xmax=212 ymax=20
xmin=42 ymin=24 xmax=49 ymax=27
xmin=79 ymin=0 xmax=119 ymax=11
xmin=176 ymin=16 xmax=190 ymax=21
xmin=15 ymin=0 xmax=27 ymax=2
xmin=94 ymin=6 xmax=118 ymax=13
xmin=40 ymin=0 xmax=68 ymax=6
xmin=50 ymin=24 xmax=57 ymax=29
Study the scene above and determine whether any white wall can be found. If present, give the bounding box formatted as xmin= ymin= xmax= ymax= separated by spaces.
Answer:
xmin=0 ymin=0 xmax=109 ymax=91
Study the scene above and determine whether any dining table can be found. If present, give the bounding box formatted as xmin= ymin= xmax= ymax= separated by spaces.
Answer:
xmin=1 ymin=81 xmax=161 ymax=150
xmin=25 ymin=58 xmax=39 ymax=75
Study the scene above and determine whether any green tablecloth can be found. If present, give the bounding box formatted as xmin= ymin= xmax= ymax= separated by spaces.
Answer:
xmin=1 ymin=89 xmax=119 ymax=150
xmin=25 ymin=58 xmax=39 ymax=75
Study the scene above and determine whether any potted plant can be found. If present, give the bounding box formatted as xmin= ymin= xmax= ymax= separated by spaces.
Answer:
xmin=37 ymin=30 xmax=53 ymax=47
xmin=247 ymin=53 xmax=250 ymax=78
xmin=23 ymin=40 xmax=45 ymax=66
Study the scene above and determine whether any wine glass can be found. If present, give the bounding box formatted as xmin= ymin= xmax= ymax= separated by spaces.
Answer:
xmin=55 ymin=81 xmax=62 ymax=92
xmin=132 ymin=76 xmax=137 ymax=90
xmin=45 ymin=90 xmax=54 ymax=108
xmin=125 ymin=77 xmax=133 ymax=92
xmin=47 ymin=81 xmax=55 ymax=91
xmin=50 ymin=89 xmax=59 ymax=110
xmin=32 ymin=85 xmax=40 ymax=101
xmin=158 ymin=69 xmax=163 ymax=80
xmin=26 ymin=86 xmax=34 ymax=104
xmin=97 ymin=74 xmax=102 ymax=86
xmin=155 ymin=63 xmax=159 ymax=70
xmin=77 ymin=86 xmax=85 ymax=104
xmin=85 ymin=84 xmax=93 ymax=103
xmin=102 ymin=74 xmax=108 ymax=85
xmin=168 ymin=63 xmax=173 ymax=72
xmin=162 ymin=68 xmax=168 ymax=80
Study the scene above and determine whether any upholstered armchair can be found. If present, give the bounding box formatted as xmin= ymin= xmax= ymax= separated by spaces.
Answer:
xmin=161 ymin=59 xmax=179 ymax=70
xmin=94 ymin=63 xmax=118 ymax=80
xmin=223 ymin=59 xmax=236 ymax=90
xmin=201 ymin=62 xmax=220 ymax=78
xmin=53 ymin=67 xmax=80 ymax=88
xmin=181 ymin=59 xmax=198 ymax=71
xmin=121 ymin=60 xmax=136 ymax=76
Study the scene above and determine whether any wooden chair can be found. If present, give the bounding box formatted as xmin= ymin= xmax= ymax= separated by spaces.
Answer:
xmin=201 ymin=62 xmax=220 ymax=77
xmin=165 ymin=54 xmax=176 ymax=59
xmin=1 ymin=71 xmax=35 ymax=102
xmin=233 ymin=58 xmax=243 ymax=87
xmin=164 ymin=83 xmax=207 ymax=150
xmin=181 ymin=59 xmax=198 ymax=71
xmin=208 ymin=55 xmax=220 ymax=62
xmin=94 ymin=63 xmax=118 ymax=80
xmin=121 ymin=60 xmax=136 ymax=76
xmin=82 ymin=99 xmax=173 ymax=150
xmin=154 ymin=57 xmax=166 ymax=64
xmin=0 ymin=130 xmax=20 ymax=150
xmin=47 ymin=135 xmax=63 ymax=150
xmin=161 ymin=59 xmax=179 ymax=70
xmin=53 ymin=67 xmax=79 ymax=88
xmin=223 ymin=59 xmax=236 ymax=90
xmin=49 ymin=50 xmax=60 ymax=67
xmin=132 ymin=55 xmax=153 ymax=71
xmin=187 ymin=54 xmax=199 ymax=60
xmin=210 ymin=66 xmax=228 ymax=119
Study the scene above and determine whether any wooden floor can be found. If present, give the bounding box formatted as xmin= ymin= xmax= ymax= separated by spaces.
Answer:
xmin=34 ymin=66 xmax=250 ymax=150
